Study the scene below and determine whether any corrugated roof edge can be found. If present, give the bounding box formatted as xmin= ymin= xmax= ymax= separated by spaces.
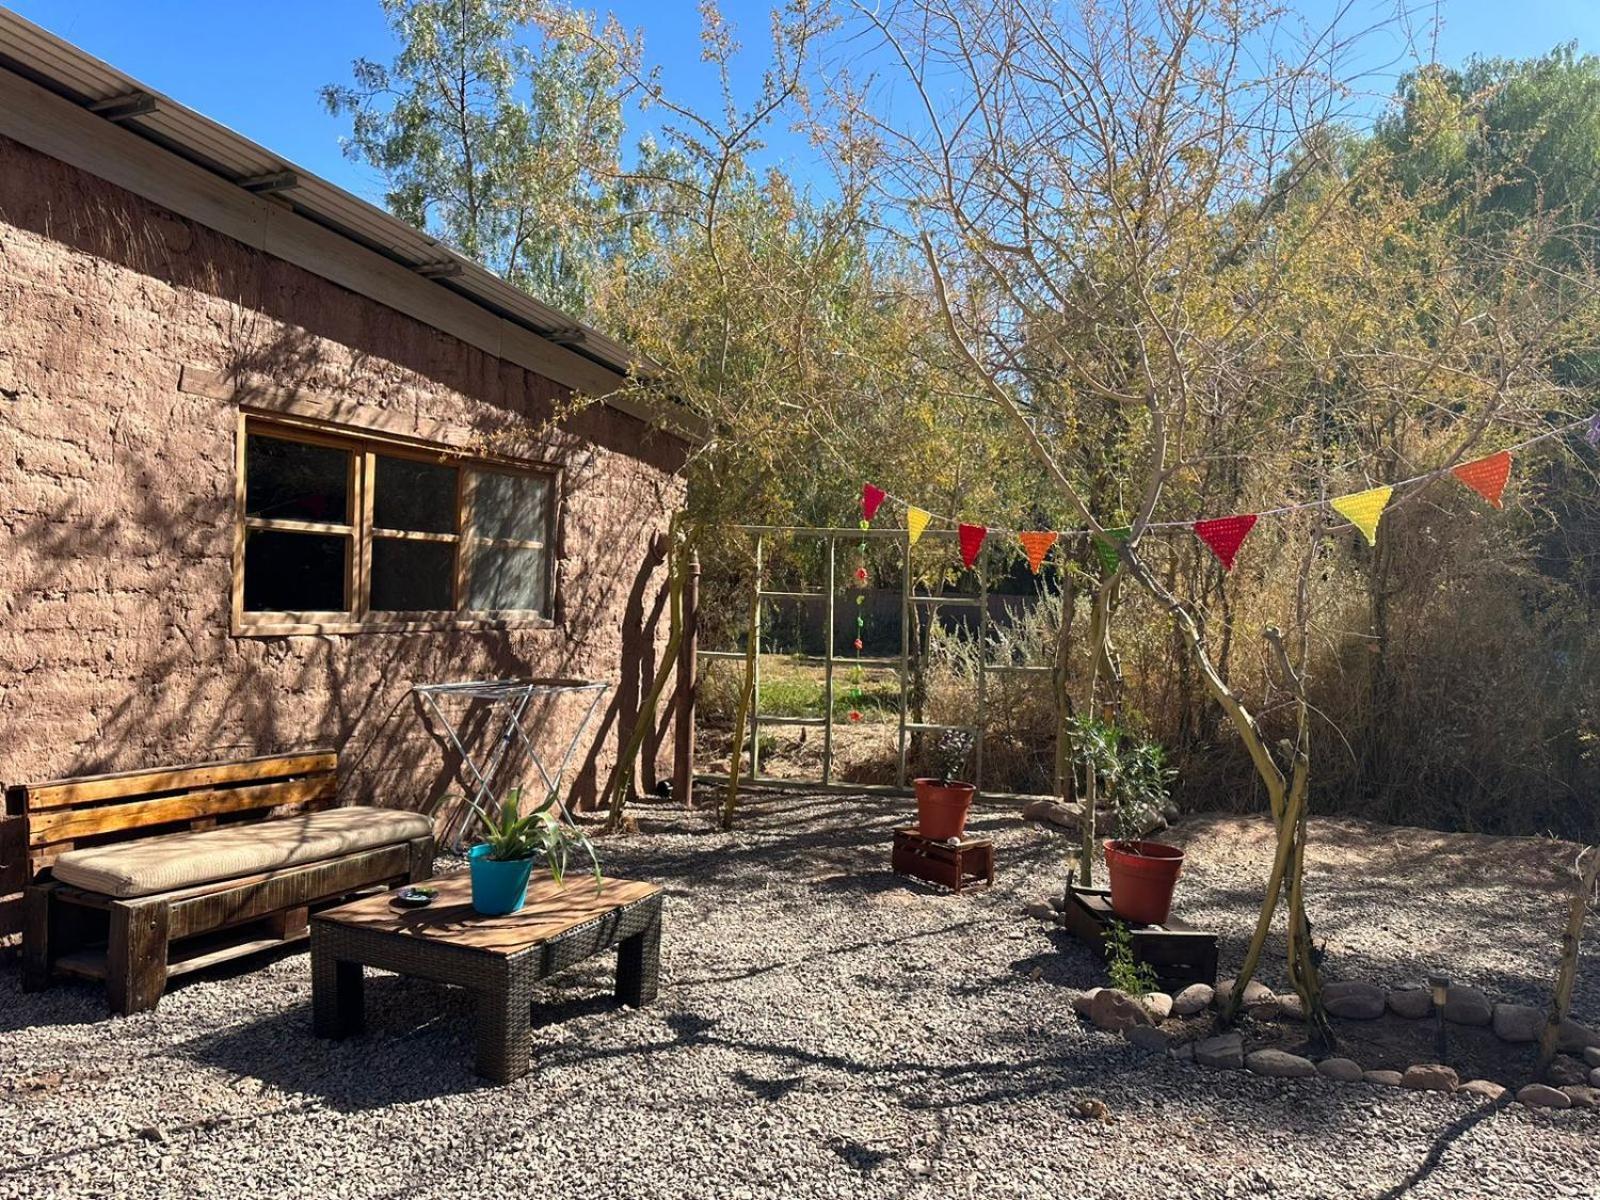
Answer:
xmin=0 ymin=5 xmax=707 ymax=445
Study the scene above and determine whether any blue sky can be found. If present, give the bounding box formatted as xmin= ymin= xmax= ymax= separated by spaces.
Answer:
xmin=10 ymin=0 xmax=1600 ymax=207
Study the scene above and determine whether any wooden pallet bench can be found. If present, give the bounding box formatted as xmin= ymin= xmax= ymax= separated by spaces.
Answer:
xmin=10 ymin=751 xmax=435 ymax=1014
xmin=1059 ymin=884 xmax=1218 ymax=990
xmin=892 ymin=827 xmax=995 ymax=894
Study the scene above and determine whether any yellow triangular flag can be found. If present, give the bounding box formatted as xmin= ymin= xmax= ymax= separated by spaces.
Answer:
xmin=1331 ymin=485 xmax=1394 ymax=546
xmin=906 ymin=506 xmax=931 ymax=546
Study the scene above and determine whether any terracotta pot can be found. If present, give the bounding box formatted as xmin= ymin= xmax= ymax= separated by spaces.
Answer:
xmin=1103 ymin=838 xmax=1185 ymax=925
xmin=914 ymin=779 xmax=976 ymax=840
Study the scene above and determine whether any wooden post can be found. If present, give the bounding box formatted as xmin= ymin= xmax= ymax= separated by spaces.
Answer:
xmin=722 ymin=538 xmax=762 ymax=830
xmin=822 ymin=537 xmax=836 ymax=785
xmin=107 ymin=899 xmax=170 ymax=1015
xmin=750 ymin=536 xmax=764 ymax=779
xmin=674 ymin=550 xmax=700 ymax=809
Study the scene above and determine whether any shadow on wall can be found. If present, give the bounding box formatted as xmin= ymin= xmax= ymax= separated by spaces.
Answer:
xmin=0 ymin=133 xmax=687 ymax=825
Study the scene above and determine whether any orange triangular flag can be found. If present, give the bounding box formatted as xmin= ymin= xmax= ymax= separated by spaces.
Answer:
xmin=1018 ymin=531 xmax=1059 ymax=574
xmin=1452 ymin=450 xmax=1511 ymax=508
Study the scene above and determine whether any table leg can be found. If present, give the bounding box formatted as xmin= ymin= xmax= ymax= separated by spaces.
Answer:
xmin=313 ymin=955 xmax=364 ymax=1038
xmin=475 ymin=975 xmax=534 ymax=1083
xmin=616 ymin=908 xmax=661 ymax=1008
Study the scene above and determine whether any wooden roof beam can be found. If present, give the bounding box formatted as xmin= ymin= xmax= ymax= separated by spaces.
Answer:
xmin=238 ymin=170 xmax=300 ymax=195
xmin=87 ymin=91 xmax=157 ymax=121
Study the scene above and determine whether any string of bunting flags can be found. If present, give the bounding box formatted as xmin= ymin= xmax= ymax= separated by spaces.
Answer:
xmin=862 ymin=413 xmax=1600 ymax=575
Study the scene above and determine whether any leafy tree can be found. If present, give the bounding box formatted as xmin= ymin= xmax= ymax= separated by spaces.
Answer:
xmin=323 ymin=0 xmax=631 ymax=315
xmin=840 ymin=0 xmax=1600 ymax=1040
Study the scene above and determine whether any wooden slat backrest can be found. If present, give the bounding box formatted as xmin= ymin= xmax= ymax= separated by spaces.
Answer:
xmin=5 ymin=751 xmax=340 ymax=871
xmin=11 ymin=752 xmax=338 ymax=812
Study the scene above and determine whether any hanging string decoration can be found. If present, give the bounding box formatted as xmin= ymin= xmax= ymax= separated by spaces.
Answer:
xmin=848 ymin=515 xmax=871 ymax=723
xmin=1193 ymin=513 xmax=1258 ymax=571
xmin=1330 ymin=485 xmax=1394 ymax=547
xmin=854 ymin=411 xmax=1596 ymax=575
xmin=1018 ymin=530 xmax=1059 ymax=573
xmin=959 ymin=523 xmax=988 ymax=569
xmin=1452 ymin=450 xmax=1512 ymax=508
xmin=1093 ymin=526 xmax=1130 ymax=574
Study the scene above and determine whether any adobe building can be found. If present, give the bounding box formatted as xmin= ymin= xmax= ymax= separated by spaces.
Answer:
xmin=0 ymin=11 xmax=700 ymax=930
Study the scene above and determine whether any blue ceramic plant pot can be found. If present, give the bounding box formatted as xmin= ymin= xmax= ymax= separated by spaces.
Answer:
xmin=468 ymin=844 xmax=536 ymax=915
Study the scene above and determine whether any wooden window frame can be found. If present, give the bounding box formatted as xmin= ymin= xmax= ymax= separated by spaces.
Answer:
xmin=232 ymin=415 xmax=561 ymax=637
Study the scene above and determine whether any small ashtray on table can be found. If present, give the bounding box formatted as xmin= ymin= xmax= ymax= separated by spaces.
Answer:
xmin=310 ymin=870 xmax=662 ymax=1083
xmin=891 ymin=827 xmax=995 ymax=894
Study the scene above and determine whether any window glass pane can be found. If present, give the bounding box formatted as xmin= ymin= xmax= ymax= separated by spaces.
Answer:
xmin=373 ymin=455 xmax=458 ymax=534
xmin=245 ymin=435 xmax=350 ymax=524
xmin=470 ymin=469 xmax=549 ymax=543
xmin=371 ymin=538 xmax=456 ymax=612
xmin=243 ymin=530 xmax=348 ymax=612
xmin=467 ymin=545 xmax=547 ymax=613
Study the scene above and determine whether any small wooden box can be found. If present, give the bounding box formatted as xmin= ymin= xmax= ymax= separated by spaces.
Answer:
xmin=1060 ymin=885 xmax=1218 ymax=990
xmin=892 ymin=828 xmax=995 ymax=894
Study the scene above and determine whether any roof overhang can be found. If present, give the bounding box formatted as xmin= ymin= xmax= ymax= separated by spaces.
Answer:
xmin=0 ymin=6 xmax=707 ymax=445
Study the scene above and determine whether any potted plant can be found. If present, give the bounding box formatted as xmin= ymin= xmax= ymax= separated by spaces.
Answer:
xmin=465 ymin=787 xmax=601 ymax=916
xmin=1069 ymin=717 xmax=1184 ymax=925
xmin=914 ymin=729 xmax=977 ymax=841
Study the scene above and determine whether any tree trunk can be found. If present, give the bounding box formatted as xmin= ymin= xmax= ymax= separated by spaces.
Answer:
xmin=607 ymin=529 xmax=686 ymax=833
xmin=1077 ymin=572 xmax=1121 ymax=886
xmin=1537 ymin=845 xmax=1600 ymax=1074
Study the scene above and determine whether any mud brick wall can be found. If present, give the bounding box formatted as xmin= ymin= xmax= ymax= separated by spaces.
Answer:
xmin=0 ymin=129 xmax=688 ymax=901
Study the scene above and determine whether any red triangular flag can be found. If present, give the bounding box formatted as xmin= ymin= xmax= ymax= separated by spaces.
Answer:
xmin=1193 ymin=513 xmax=1258 ymax=571
xmin=862 ymin=484 xmax=886 ymax=522
xmin=958 ymin=523 xmax=987 ymax=569
xmin=1452 ymin=450 xmax=1511 ymax=508
xmin=1018 ymin=531 xmax=1059 ymax=574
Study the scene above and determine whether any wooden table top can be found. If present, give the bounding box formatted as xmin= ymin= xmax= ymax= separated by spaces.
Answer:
xmin=314 ymin=871 xmax=661 ymax=956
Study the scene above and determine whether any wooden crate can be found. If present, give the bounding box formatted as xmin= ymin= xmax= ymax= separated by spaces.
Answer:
xmin=892 ymin=827 xmax=995 ymax=895
xmin=1060 ymin=885 xmax=1218 ymax=990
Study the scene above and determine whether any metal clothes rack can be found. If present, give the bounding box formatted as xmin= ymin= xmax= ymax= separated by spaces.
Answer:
xmin=413 ymin=677 xmax=609 ymax=851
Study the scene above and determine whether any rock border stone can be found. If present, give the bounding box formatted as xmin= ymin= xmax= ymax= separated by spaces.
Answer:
xmin=1067 ymin=973 xmax=1600 ymax=1112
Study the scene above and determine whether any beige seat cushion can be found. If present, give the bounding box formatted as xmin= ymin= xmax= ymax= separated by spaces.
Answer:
xmin=51 ymin=806 xmax=434 ymax=900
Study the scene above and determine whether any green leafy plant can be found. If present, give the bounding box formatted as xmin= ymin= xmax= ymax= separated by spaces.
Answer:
xmin=467 ymin=787 xmax=601 ymax=885
xmin=1105 ymin=919 xmax=1160 ymax=996
xmin=932 ymin=728 xmax=975 ymax=785
xmin=1067 ymin=716 xmax=1175 ymax=845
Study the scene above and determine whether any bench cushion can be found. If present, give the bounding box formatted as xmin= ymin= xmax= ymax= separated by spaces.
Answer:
xmin=50 ymin=806 xmax=434 ymax=899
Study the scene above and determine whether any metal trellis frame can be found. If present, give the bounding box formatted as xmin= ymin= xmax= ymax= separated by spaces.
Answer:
xmin=697 ymin=524 xmax=1059 ymax=803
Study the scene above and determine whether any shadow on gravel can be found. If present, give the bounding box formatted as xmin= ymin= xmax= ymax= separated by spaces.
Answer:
xmin=1181 ymin=874 xmax=1569 ymax=1007
xmin=604 ymin=792 xmax=1062 ymax=896
xmin=0 ymin=968 xmax=111 ymax=1033
xmin=0 ymin=940 xmax=310 ymax=1033
xmin=181 ymin=967 xmax=626 ymax=1110
xmin=1371 ymin=1094 xmax=1515 ymax=1200
xmin=181 ymin=975 xmax=482 ymax=1109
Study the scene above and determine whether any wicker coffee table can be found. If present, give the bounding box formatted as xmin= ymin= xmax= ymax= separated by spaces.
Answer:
xmin=310 ymin=870 xmax=662 ymax=1082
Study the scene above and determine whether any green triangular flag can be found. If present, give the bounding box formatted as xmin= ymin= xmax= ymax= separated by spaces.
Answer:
xmin=1094 ymin=526 xmax=1129 ymax=575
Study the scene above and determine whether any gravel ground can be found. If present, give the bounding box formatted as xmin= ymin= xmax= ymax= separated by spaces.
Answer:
xmin=2 ymin=795 xmax=1597 ymax=1200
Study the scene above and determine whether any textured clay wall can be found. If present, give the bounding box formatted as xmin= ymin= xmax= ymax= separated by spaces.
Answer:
xmin=0 ymin=132 xmax=687 ymax=827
